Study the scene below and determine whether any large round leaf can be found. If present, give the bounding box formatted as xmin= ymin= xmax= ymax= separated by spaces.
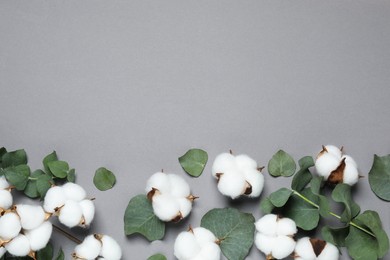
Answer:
xmin=268 ymin=150 xmax=296 ymax=177
xmin=368 ymin=154 xmax=390 ymax=201
xmin=178 ymin=148 xmax=208 ymax=177
xmin=94 ymin=167 xmax=116 ymax=191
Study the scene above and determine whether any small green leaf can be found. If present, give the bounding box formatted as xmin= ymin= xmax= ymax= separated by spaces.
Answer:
xmin=332 ymin=183 xmax=360 ymax=223
xmin=124 ymin=194 xmax=165 ymax=241
xmin=55 ymin=248 xmax=65 ymax=260
xmin=2 ymin=149 xmax=27 ymax=168
xmin=94 ymin=167 xmax=116 ymax=191
xmin=36 ymin=242 xmax=53 ymax=259
xmin=291 ymin=156 xmax=314 ymax=191
xmin=309 ymin=176 xmax=331 ymax=218
xmin=178 ymin=148 xmax=208 ymax=177
xmin=268 ymin=150 xmax=296 ymax=177
xmin=43 ymin=151 xmax=58 ymax=174
xmin=368 ymin=154 xmax=390 ymax=201
xmin=47 ymin=160 xmax=69 ymax=178
xmin=260 ymin=197 xmax=274 ymax=214
xmin=4 ymin=164 xmax=30 ymax=190
xmin=0 ymin=147 xmax=7 ymax=167
xmin=201 ymin=208 xmax=255 ymax=260
xmin=67 ymin=168 xmax=76 ymax=183
xmin=24 ymin=169 xmax=46 ymax=198
xmin=269 ymin=188 xmax=293 ymax=207
xmin=322 ymin=226 xmax=349 ymax=247
xmin=36 ymin=174 xmax=53 ymax=198
xmin=283 ymin=188 xmax=320 ymax=230
xmin=147 ymin=253 xmax=167 ymax=260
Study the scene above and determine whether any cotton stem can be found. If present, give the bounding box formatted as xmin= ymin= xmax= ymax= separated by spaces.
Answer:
xmin=291 ymin=189 xmax=376 ymax=238
xmin=53 ymin=224 xmax=82 ymax=244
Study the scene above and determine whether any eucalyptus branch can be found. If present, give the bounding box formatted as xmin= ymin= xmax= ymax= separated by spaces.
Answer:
xmin=291 ymin=189 xmax=376 ymax=238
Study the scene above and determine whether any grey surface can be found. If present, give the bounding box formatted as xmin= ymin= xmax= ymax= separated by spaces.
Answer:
xmin=1 ymin=1 xmax=390 ymax=259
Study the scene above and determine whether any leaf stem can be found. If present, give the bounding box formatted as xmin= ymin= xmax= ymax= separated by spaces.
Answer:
xmin=53 ymin=224 xmax=82 ymax=244
xmin=291 ymin=190 xmax=376 ymax=237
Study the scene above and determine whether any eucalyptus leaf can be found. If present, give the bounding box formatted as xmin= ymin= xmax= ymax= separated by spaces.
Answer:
xmin=2 ymin=149 xmax=27 ymax=168
xmin=368 ymin=154 xmax=390 ymax=201
xmin=36 ymin=242 xmax=53 ymax=259
xmin=43 ymin=151 xmax=58 ymax=174
xmin=47 ymin=160 xmax=69 ymax=178
xmin=332 ymin=184 xmax=360 ymax=223
xmin=24 ymin=169 xmax=46 ymax=198
xmin=291 ymin=156 xmax=314 ymax=191
xmin=178 ymin=148 xmax=208 ymax=177
xmin=269 ymin=188 xmax=293 ymax=207
xmin=309 ymin=176 xmax=331 ymax=218
xmin=124 ymin=194 xmax=165 ymax=241
xmin=260 ymin=197 xmax=274 ymax=214
xmin=94 ymin=167 xmax=116 ymax=191
xmin=201 ymin=208 xmax=255 ymax=260
xmin=67 ymin=168 xmax=76 ymax=183
xmin=36 ymin=174 xmax=53 ymax=198
xmin=4 ymin=164 xmax=30 ymax=190
xmin=283 ymin=188 xmax=320 ymax=230
xmin=55 ymin=248 xmax=65 ymax=260
xmin=147 ymin=253 xmax=167 ymax=260
xmin=268 ymin=150 xmax=296 ymax=177
xmin=0 ymin=147 xmax=7 ymax=167
xmin=321 ymin=226 xmax=349 ymax=247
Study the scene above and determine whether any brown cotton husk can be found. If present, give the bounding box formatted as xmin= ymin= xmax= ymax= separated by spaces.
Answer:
xmin=327 ymin=158 xmax=346 ymax=185
xmin=243 ymin=182 xmax=252 ymax=195
xmin=147 ymin=188 xmax=160 ymax=201
xmin=309 ymin=238 xmax=327 ymax=257
xmin=172 ymin=212 xmax=183 ymax=223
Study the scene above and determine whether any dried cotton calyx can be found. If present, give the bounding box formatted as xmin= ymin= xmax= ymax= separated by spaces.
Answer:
xmin=174 ymin=226 xmax=221 ymax=260
xmin=0 ymin=176 xmax=13 ymax=210
xmin=294 ymin=237 xmax=339 ymax=260
xmin=315 ymin=145 xmax=359 ymax=186
xmin=255 ymin=214 xmax=297 ymax=259
xmin=146 ymin=172 xmax=197 ymax=222
xmin=212 ymin=152 xmax=264 ymax=199
xmin=73 ymin=234 xmax=122 ymax=260
xmin=43 ymin=183 xmax=95 ymax=228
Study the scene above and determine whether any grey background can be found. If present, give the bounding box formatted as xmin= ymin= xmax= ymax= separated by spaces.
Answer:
xmin=1 ymin=1 xmax=390 ymax=259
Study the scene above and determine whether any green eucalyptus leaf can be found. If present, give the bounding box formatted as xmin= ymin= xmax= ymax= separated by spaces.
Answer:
xmin=332 ymin=184 xmax=360 ymax=223
xmin=36 ymin=242 xmax=53 ymax=259
xmin=4 ymin=164 xmax=30 ymax=190
xmin=368 ymin=154 xmax=390 ymax=201
xmin=201 ymin=208 xmax=255 ymax=260
xmin=260 ymin=197 xmax=274 ymax=214
xmin=47 ymin=160 xmax=69 ymax=178
xmin=283 ymin=188 xmax=320 ymax=230
xmin=67 ymin=168 xmax=76 ymax=183
xmin=2 ymin=149 xmax=27 ymax=168
xmin=55 ymin=248 xmax=65 ymax=260
xmin=309 ymin=176 xmax=331 ymax=218
xmin=0 ymin=147 xmax=7 ymax=167
xmin=269 ymin=188 xmax=293 ymax=207
xmin=322 ymin=226 xmax=349 ymax=247
xmin=291 ymin=156 xmax=314 ymax=191
xmin=36 ymin=174 xmax=53 ymax=198
xmin=268 ymin=150 xmax=296 ymax=177
xmin=24 ymin=169 xmax=45 ymax=198
xmin=94 ymin=167 xmax=116 ymax=191
xmin=124 ymin=194 xmax=165 ymax=241
xmin=147 ymin=253 xmax=167 ymax=260
xmin=178 ymin=148 xmax=208 ymax=177
xmin=43 ymin=151 xmax=58 ymax=174
xmin=346 ymin=211 xmax=389 ymax=259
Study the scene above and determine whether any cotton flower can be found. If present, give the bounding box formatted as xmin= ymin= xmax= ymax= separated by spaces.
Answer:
xmin=212 ymin=152 xmax=264 ymax=199
xmin=294 ymin=237 xmax=339 ymax=260
xmin=0 ymin=176 xmax=12 ymax=210
xmin=255 ymin=214 xmax=297 ymax=259
xmin=24 ymin=221 xmax=52 ymax=251
xmin=174 ymin=227 xmax=221 ymax=260
xmin=315 ymin=145 xmax=359 ymax=186
xmin=4 ymin=234 xmax=31 ymax=257
xmin=0 ymin=212 xmax=22 ymax=240
xmin=146 ymin=172 xmax=196 ymax=222
xmin=73 ymin=234 xmax=122 ymax=260
xmin=15 ymin=204 xmax=46 ymax=230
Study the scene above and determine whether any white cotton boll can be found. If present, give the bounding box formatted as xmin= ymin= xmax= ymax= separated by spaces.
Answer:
xmin=174 ymin=231 xmax=201 ymax=260
xmin=211 ymin=153 xmax=236 ymax=177
xmin=243 ymin=169 xmax=264 ymax=197
xmin=255 ymin=214 xmax=278 ymax=236
xmin=100 ymin=235 xmax=122 ymax=260
xmin=323 ymin=145 xmax=342 ymax=158
xmin=342 ymin=155 xmax=357 ymax=169
xmin=276 ymin=217 xmax=297 ymax=236
xmin=193 ymin=227 xmax=217 ymax=247
xmin=58 ymin=200 xmax=83 ymax=228
xmin=317 ymin=242 xmax=339 ymax=260
xmin=343 ymin=164 xmax=359 ymax=186
xmin=178 ymin=198 xmax=192 ymax=219
xmin=74 ymin=234 xmax=102 ymax=260
xmin=255 ymin=233 xmax=275 ymax=255
xmin=25 ymin=221 xmax=52 ymax=251
xmin=295 ymin=237 xmax=316 ymax=260
xmin=62 ymin=182 xmax=87 ymax=202
xmin=16 ymin=204 xmax=45 ymax=230
xmin=0 ymin=176 xmax=10 ymax=190
xmin=43 ymin=186 xmax=66 ymax=213
xmin=192 ymin=243 xmax=221 ymax=260
xmin=315 ymin=153 xmax=340 ymax=179
xmin=235 ymin=154 xmax=257 ymax=170
xmin=145 ymin=172 xmax=171 ymax=194
xmin=152 ymin=194 xmax=180 ymax=221
xmin=0 ymin=247 xmax=6 ymax=258
xmin=5 ymin=234 xmax=30 ymax=257
xmin=271 ymin=235 xmax=296 ymax=259
xmin=168 ymin=174 xmax=190 ymax=198
xmin=0 ymin=190 xmax=13 ymax=209
xmin=79 ymin=199 xmax=95 ymax=226
xmin=0 ymin=212 xmax=22 ymax=240
xmin=217 ymin=171 xmax=246 ymax=199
